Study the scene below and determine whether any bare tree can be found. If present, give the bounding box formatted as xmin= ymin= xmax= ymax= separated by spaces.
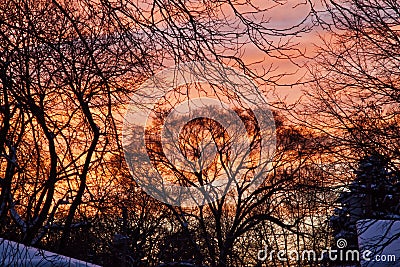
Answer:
xmin=0 ymin=0 xmax=317 ymax=266
xmin=293 ymin=0 xmax=400 ymax=264
xmin=305 ymin=0 xmax=400 ymax=161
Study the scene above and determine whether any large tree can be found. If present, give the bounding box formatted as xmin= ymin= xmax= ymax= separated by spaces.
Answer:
xmin=305 ymin=0 xmax=400 ymax=161
xmin=0 ymin=0 xmax=318 ymax=265
xmin=296 ymin=1 xmax=400 ymax=264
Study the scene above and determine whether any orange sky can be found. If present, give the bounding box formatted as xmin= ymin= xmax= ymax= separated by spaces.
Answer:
xmin=222 ymin=0 xmax=326 ymax=105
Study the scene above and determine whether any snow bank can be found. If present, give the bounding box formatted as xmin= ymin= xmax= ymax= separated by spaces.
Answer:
xmin=0 ymin=238 xmax=101 ymax=267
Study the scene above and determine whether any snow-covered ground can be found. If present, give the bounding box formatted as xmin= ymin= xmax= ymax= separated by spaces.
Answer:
xmin=0 ymin=238 xmax=101 ymax=267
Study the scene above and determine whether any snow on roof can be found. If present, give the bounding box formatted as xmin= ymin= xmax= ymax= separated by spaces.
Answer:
xmin=357 ymin=219 xmax=400 ymax=267
xmin=0 ymin=238 xmax=101 ymax=267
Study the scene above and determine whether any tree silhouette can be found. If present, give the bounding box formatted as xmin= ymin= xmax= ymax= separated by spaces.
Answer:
xmin=0 ymin=0 xmax=318 ymax=265
xmin=329 ymin=154 xmax=400 ymax=265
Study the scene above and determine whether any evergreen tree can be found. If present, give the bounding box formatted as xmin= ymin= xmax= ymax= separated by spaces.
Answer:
xmin=329 ymin=154 xmax=400 ymax=264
